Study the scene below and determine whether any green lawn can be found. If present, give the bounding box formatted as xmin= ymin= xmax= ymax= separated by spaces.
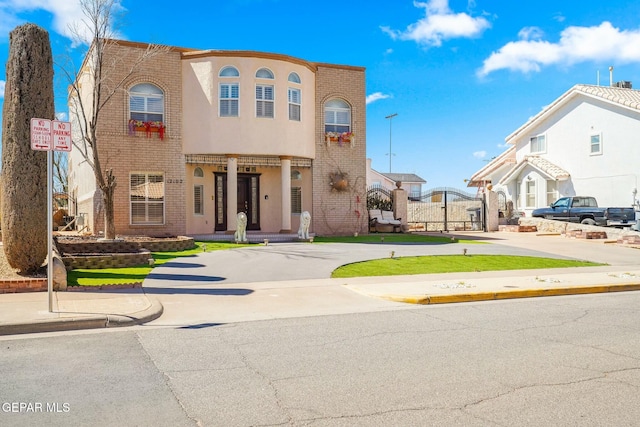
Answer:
xmin=313 ymin=234 xmax=485 ymax=244
xmin=331 ymin=255 xmax=603 ymax=278
xmin=67 ymin=241 xmax=252 ymax=287
xmin=68 ymin=237 xmax=602 ymax=287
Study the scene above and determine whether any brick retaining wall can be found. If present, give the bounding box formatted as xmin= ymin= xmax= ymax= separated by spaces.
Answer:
xmin=0 ymin=279 xmax=47 ymax=293
xmin=62 ymin=249 xmax=152 ymax=270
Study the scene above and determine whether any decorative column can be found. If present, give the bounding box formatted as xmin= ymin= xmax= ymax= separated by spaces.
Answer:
xmin=485 ymin=189 xmax=499 ymax=232
xmin=392 ymin=184 xmax=408 ymax=232
xmin=226 ymin=155 xmax=238 ymax=233
xmin=280 ymin=156 xmax=292 ymax=232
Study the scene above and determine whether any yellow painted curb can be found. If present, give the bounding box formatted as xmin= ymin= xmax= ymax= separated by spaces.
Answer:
xmin=381 ymin=283 xmax=640 ymax=305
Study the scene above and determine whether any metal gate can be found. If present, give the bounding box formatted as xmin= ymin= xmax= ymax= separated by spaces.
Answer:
xmin=407 ymin=187 xmax=486 ymax=232
xmin=366 ymin=185 xmax=393 ymax=211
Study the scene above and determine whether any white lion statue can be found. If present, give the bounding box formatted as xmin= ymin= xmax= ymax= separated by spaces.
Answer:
xmin=298 ymin=211 xmax=311 ymax=240
xmin=235 ymin=212 xmax=248 ymax=242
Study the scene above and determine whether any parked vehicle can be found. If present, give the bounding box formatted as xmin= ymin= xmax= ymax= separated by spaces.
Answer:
xmin=531 ymin=196 xmax=635 ymax=227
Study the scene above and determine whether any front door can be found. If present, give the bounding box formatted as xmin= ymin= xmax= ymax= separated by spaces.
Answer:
xmin=214 ymin=173 xmax=260 ymax=231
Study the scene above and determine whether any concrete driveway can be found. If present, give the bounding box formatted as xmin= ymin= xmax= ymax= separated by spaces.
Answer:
xmin=141 ymin=233 xmax=633 ymax=327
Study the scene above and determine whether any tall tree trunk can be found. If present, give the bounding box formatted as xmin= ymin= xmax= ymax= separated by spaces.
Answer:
xmin=101 ymin=169 xmax=117 ymax=240
xmin=1 ymin=24 xmax=52 ymax=273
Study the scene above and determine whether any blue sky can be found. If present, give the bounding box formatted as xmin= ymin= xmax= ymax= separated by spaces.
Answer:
xmin=2 ymin=0 xmax=640 ymax=188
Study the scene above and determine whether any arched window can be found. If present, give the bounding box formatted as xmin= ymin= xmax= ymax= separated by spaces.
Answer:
xmin=219 ymin=67 xmax=240 ymax=117
xmin=324 ymin=99 xmax=351 ymax=133
xmin=291 ymin=170 xmax=302 ymax=180
xmin=256 ymin=68 xmax=274 ymax=79
xmin=194 ymin=167 xmax=204 ymax=178
xmin=288 ymin=72 xmax=301 ymax=83
xmin=219 ymin=66 xmax=239 ymax=77
xmin=129 ymin=83 xmax=164 ymax=122
xmin=256 ymin=68 xmax=274 ymax=118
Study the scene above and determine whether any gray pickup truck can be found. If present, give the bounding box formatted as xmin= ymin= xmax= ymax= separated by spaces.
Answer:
xmin=531 ymin=196 xmax=636 ymax=227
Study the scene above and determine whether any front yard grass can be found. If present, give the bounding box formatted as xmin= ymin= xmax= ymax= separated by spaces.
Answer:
xmin=67 ymin=241 xmax=251 ymax=287
xmin=313 ymin=234 xmax=485 ymax=244
xmin=331 ymin=255 xmax=604 ymax=278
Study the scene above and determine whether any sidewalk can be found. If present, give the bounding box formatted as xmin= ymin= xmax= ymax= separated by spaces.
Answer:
xmin=2 ymin=231 xmax=640 ymax=335
xmin=340 ymin=265 xmax=640 ymax=304
xmin=0 ymin=287 xmax=162 ymax=335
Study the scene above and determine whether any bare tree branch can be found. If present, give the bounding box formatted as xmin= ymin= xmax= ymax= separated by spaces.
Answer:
xmin=58 ymin=0 xmax=171 ymax=239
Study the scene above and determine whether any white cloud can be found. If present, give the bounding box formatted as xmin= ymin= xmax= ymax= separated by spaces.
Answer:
xmin=366 ymin=92 xmax=391 ymax=104
xmin=0 ymin=0 xmax=126 ymax=45
xmin=518 ymin=26 xmax=544 ymax=41
xmin=478 ymin=21 xmax=640 ymax=77
xmin=381 ymin=0 xmax=491 ymax=48
xmin=473 ymin=150 xmax=487 ymax=159
xmin=0 ymin=81 xmax=5 ymax=98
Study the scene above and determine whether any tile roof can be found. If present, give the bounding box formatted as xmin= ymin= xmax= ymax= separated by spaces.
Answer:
xmin=467 ymin=146 xmax=516 ymax=186
xmin=380 ymin=173 xmax=426 ymax=183
xmin=506 ymin=84 xmax=640 ymax=143
xmin=499 ymin=155 xmax=570 ymax=185
xmin=575 ymin=84 xmax=640 ymax=109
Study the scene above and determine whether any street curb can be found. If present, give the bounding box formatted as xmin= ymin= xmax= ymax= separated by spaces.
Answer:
xmin=379 ymin=283 xmax=640 ymax=305
xmin=0 ymin=297 xmax=164 ymax=336
xmin=106 ymin=297 xmax=164 ymax=327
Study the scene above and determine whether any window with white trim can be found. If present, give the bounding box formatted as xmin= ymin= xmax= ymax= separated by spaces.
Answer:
xmin=288 ymin=88 xmax=301 ymax=121
xmin=194 ymin=167 xmax=204 ymax=178
xmin=546 ymin=180 xmax=558 ymax=206
xmin=256 ymin=85 xmax=274 ymax=118
xmin=288 ymin=72 xmax=301 ymax=83
xmin=130 ymin=173 xmax=164 ymax=225
xmin=129 ymin=83 xmax=164 ymax=122
xmin=525 ymin=180 xmax=536 ymax=208
xmin=194 ymin=185 xmax=204 ymax=215
xmin=410 ymin=184 xmax=421 ymax=199
xmin=590 ymin=134 xmax=602 ymax=155
xmin=220 ymin=83 xmax=239 ymax=117
xmin=256 ymin=68 xmax=274 ymax=79
xmin=530 ymin=135 xmax=546 ymax=153
xmin=324 ymin=99 xmax=351 ymax=133
xmin=219 ymin=66 xmax=239 ymax=77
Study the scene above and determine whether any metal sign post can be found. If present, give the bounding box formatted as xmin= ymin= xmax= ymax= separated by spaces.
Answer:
xmin=30 ymin=118 xmax=72 ymax=312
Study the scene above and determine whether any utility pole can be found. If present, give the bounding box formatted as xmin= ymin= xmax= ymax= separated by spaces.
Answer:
xmin=385 ymin=113 xmax=397 ymax=173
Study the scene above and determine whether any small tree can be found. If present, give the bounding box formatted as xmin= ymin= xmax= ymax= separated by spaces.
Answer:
xmin=62 ymin=0 xmax=169 ymax=239
xmin=53 ymin=151 xmax=68 ymax=195
xmin=1 ymin=24 xmax=52 ymax=273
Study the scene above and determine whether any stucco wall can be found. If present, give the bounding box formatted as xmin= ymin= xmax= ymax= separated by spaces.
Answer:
xmin=181 ymin=55 xmax=316 ymax=158
xmin=512 ymin=97 xmax=640 ymax=210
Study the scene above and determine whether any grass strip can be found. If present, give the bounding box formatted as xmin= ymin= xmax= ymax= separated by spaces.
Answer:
xmin=331 ymin=255 xmax=603 ymax=278
xmin=68 ymin=241 xmax=251 ymax=287
xmin=313 ymin=234 xmax=485 ymax=244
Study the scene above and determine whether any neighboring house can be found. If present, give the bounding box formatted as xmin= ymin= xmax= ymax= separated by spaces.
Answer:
xmin=468 ymin=84 xmax=640 ymax=215
xmin=68 ymin=40 xmax=367 ymax=237
xmin=366 ymin=158 xmax=426 ymax=199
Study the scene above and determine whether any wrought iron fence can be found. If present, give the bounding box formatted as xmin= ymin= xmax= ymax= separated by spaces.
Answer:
xmin=407 ymin=187 xmax=485 ymax=232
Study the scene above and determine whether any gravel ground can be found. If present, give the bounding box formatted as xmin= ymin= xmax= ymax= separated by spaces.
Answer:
xmin=0 ymin=244 xmax=47 ymax=279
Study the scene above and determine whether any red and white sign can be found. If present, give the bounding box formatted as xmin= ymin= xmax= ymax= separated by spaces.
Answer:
xmin=52 ymin=121 xmax=72 ymax=152
xmin=30 ymin=118 xmax=52 ymax=150
xmin=30 ymin=118 xmax=72 ymax=152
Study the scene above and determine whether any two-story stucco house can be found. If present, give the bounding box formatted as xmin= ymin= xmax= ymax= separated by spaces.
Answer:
xmin=468 ymin=84 xmax=640 ymax=215
xmin=68 ymin=40 xmax=367 ymax=238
